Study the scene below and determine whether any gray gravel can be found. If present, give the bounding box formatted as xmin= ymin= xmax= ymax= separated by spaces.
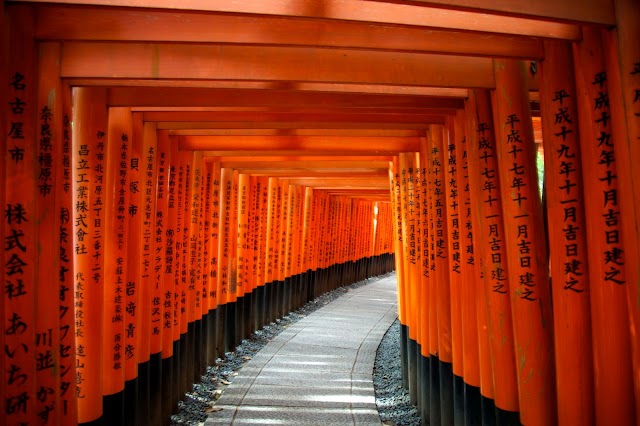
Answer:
xmin=169 ymin=273 xmax=421 ymax=426
xmin=373 ymin=319 xmax=422 ymax=425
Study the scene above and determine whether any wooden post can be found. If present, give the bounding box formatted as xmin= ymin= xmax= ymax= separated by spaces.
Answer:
xmin=539 ymin=40 xmax=594 ymax=425
xmin=59 ymin=82 xmax=78 ymax=424
xmin=466 ymin=89 xmax=518 ymax=420
xmin=493 ymin=58 xmax=556 ymax=425
xmin=444 ymin=116 xmax=465 ymax=426
xmin=455 ymin=108 xmax=482 ymax=425
xmin=428 ymin=124 xmax=454 ymax=425
xmin=72 ymin=87 xmax=108 ymax=424
xmin=35 ymin=41 xmax=63 ymax=426
xmin=605 ymin=1 xmax=640 ymax=415
xmin=218 ymin=167 xmax=233 ymax=349
xmin=102 ymin=107 xmax=132 ymax=422
xmin=573 ymin=27 xmax=635 ymax=425
xmin=2 ymin=7 xmax=37 ymax=424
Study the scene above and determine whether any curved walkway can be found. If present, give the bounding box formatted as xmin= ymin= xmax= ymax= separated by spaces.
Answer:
xmin=205 ymin=274 xmax=398 ymax=425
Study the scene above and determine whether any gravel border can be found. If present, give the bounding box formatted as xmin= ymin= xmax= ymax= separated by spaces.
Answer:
xmin=170 ymin=273 xmax=421 ymax=426
xmin=373 ymin=319 xmax=422 ymax=425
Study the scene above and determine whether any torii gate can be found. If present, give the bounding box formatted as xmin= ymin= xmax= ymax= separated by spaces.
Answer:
xmin=1 ymin=1 xmax=639 ymax=425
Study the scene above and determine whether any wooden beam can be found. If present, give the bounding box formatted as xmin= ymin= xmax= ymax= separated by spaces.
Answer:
xmin=205 ymin=155 xmax=394 ymax=162
xmin=202 ymin=150 xmax=399 ymax=157
xmin=230 ymin=170 xmax=390 ymax=177
xmin=60 ymin=42 xmax=497 ymax=88
xmin=73 ymin=79 xmax=470 ymax=97
xmin=179 ymin=135 xmax=420 ymax=152
xmin=168 ymin=129 xmax=424 ymax=137
xmin=146 ymin=113 xmax=445 ymax=126
xmin=219 ymin=160 xmax=390 ymax=169
xmin=106 ymin=88 xmax=466 ymax=108
xmin=159 ymin=122 xmax=432 ymax=131
xmin=403 ymin=0 xmax=614 ymax=25
xmin=14 ymin=0 xmax=583 ymax=37
xmin=35 ymin=5 xmax=544 ymax=59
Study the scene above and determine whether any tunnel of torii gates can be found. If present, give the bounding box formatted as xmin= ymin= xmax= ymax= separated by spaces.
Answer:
xmin=0 ymin=0 xmax=640 ymax=426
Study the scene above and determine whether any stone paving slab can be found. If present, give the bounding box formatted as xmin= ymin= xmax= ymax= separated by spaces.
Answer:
xmin=205 ymin=274 xmax=398 ymax=425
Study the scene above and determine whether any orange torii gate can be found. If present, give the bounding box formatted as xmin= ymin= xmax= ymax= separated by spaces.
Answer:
xmin=2 ymin=1 xmax=640 ymax=425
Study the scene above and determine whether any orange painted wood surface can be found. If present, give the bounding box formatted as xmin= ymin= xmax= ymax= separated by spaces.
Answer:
xmin=539 ymin=40 xmax=594 ymax=425
xmin=573 ymin=27 xmax=635 ymax=426
xmin=493 ymin=59 xmax=556 ymax=425
xmin=72 ymin=87 xmax=108 ymax=422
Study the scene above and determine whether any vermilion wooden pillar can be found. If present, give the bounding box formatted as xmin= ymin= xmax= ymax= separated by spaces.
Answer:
xmin=444 ymin=116 xmax=465 ymax=426
xmin=158 ymin=130 xmax=175 ymax=422
xmin=125 ymin=112 xmax=143 ymax=421
xmin=606 ymin=1 xmax=640 ymax=415
xmin=35 ymin=41 xmax=63 ymax=426
xmin=218 ymin=167 xmax=234 ymax=350
xmin=573 ymin=27 xmax=635 ymax=426
xmin=455 ymin=108 xmax=482 ymax=426
xmin=415 ymin=145 xmax=431 ymax=423
xmin=187 ymin=152 xmax=202 ymax=383
xmin=206 ymin=161 xmax=222 ymax=358
xmin=539 ymin=40 xmax=594 ymax=425
xmin=2 ymin=7 xmax=37 ymax=425
xmin=466 ymin=89 xmax=517 ymax=422
xmin=72 ymin=87 xmax=108 ymax=424
xmin=493 ymin=59 xmax=556 ymax=426
xmin=389 ymin=159 xmax=410 ymax=391
xmin=59 ymin=81 xmax=78 ymax=425
xmin=428 ymin=124 xmax=454 ymax=426
xmin=102 ymin=107 xmax=132 ymax=424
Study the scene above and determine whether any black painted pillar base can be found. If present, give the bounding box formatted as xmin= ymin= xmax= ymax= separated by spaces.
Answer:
xmin=453 ymin=373 xmax=465 ymax=426
xmin=400 ymin=324 xmax=409 ymax=390
xmin=207 ymin=310 xmax=217 ymax=365
xmin=225 ymin=301 xmax=237 ymax=352
xmin=235 ymin=295 xmax=245 ymax=343
xmin=408 ymin=336 xmax=418 ymax=405
xmin=496 ymin=406 xmax=520 ymax=426
xmin=192 ymin=319 xmax=200 ymax=383
xmin=215 ymin=304 xmax=226 ymax=359
xmin=124 ymin=377 xmax=137 ymax=426
xmin=171 ymin=339 xmax=181 ymax=409
xmin=186 ymin=321 xmax=196 ymax=387
xmin=464 ymin=383 xmax=482 ymax=426
xmin=178 ymin=332 xmax=188 ymax=397
xmin=161 ymin=355 xmax=173 ymax=426
xmin=440 ymin=360 xmax=454 ymax=426
xmin=245 ymin=291 xmax=254 ymax=337
xmin=102 ymin=389 xmax=125 ymax=426
xmin=138 ymin=359 xmax=150 ymax=424
xmin=481 ymin=394 xmax=497 ymax=426
xmin=419 ymin=353 xmax=430 ymax=424
xmin=149 ymin=352 xmax=162 ymax=426
xmin=430 ymin=355 xmax=442 ymax=426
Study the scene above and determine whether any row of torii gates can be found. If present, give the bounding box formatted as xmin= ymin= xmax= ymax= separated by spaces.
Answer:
xmin=1 ymin=0 xmax=640 ymax=425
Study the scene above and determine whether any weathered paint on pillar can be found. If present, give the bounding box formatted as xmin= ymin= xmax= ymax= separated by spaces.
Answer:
xmin=539 ymin=40 xmax=594 ymax=425
xmin=493 ymin=58 xmax=556 ymax=425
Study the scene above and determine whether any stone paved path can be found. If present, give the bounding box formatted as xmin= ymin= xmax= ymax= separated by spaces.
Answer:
xmin=205 ymin=274 xmax=398 ymax=425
